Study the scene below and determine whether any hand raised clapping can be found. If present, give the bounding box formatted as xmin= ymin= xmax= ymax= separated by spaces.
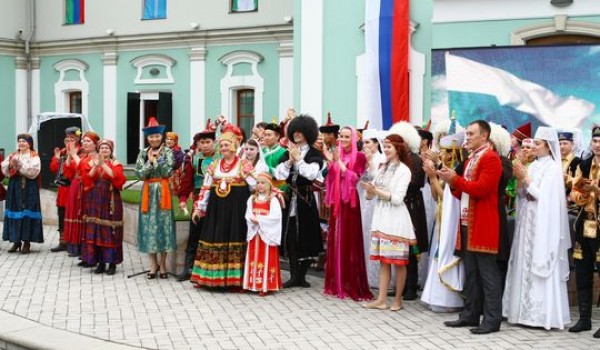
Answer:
xmin=359 ymin=181 xmax=376 ymax=196
xmin=92 ymin=152 xmax=104 ymax=167
xmin=288 ymin=142 xmax=301 ymax=163
xmin=513 ymin=161 xmax=528 ymax=180
xmin=422 ymin=158 xmax=437 ymax=178
xmin=67 ymin=142 xmax=78 ymax=157
xmin=436 ymin=165 xmax=456 ymax=183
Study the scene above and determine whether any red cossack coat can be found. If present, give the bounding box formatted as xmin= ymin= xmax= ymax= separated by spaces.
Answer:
xmin=450 ymin=148 xmax=502 ymax=254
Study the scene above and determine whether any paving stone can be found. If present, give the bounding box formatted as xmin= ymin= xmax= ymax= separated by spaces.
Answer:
xmin=1 ymin=225 xmax=599 ymax=349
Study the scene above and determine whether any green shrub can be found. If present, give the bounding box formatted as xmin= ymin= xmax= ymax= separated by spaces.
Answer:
xmin=120 ymin=189 xmax=192 ymax=221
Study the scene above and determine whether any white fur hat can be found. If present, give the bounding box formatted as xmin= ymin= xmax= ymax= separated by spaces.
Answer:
xmin=388 ymin=122 xmax=421 ymax=153
xmin=489 ymin=122 xmax=511 ymax=158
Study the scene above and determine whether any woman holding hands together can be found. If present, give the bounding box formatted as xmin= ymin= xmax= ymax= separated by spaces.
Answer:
xmin=360 ymin=134 xmax=416 ymax=311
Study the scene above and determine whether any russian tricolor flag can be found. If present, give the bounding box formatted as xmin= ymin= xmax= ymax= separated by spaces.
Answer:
xmin=65 ymin=0 xmax=85 ymax=25
xmin=365 ymin=0 xmax=409 ymax=130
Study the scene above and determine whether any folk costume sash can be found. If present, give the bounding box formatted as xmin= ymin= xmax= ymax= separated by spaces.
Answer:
xmin=141 ymin=178 xmax=172 ymax=213
xmin=460 ymin=144 xmax=489 ymax=225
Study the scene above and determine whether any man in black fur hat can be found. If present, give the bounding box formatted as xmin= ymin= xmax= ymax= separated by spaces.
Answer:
xmin=274 ymin=114 xmax=325 ymax=288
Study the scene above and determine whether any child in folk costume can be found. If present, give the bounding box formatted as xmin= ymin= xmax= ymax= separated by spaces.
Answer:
xmin=243 ymin=173 xmax=284 ymax=295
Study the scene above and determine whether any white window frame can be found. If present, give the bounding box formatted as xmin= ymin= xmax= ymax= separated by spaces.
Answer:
xmin=130 ymin=54 xmax=176 ymax=84
xmin=53 ymin=59 xmax=89 ymax=117
xmin=219 ymin=50 xmax=264 ymax=125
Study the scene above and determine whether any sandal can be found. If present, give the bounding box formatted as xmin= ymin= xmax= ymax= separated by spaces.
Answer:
xmin=147 ymin=272 xmax=157 ymax=280
xmin=390 ymin=304 xmax=403 ymax=312
xmin=362 ymin=301 xmax=389 ymax=310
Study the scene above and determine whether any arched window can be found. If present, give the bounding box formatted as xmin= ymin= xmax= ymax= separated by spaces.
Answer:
xmin=53 ymin=59 xmax=89 ymax=116
xmin=219 ymin=50 xmax=264 ymax=133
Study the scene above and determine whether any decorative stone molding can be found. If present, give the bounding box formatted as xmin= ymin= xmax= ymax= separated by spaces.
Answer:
xmin=31 ymin=57 xmax=41 ymax=70
xmin=278 ymin=41 xmax=293 ymax=58
xmin=219 ymin=50 xmax=264 ymax=124
xmin=189 ymin=47 xmax=207 ymax=62
xmin=14 ymin=56 xmax=28 ymax=70
xmin=130 ymin=53 xmax=176 ymax=84
xmin=220 ymin=50 xmax=263 ymax=71
xmin=102 ymin=51 xmax=119 ymax=66
xmin=53 ymin=59 xmax=89 ymax=116
xmin=511 ymin=17 xmax=600 ymax=44
xmin=32 ymin=25 xmax=293 ymax=57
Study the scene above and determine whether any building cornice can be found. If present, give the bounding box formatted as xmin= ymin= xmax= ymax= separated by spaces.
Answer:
xmin=29 ymin=25 xmax=293 ymax=56
xmin=0 ymin=39 xmax=23 ymax=56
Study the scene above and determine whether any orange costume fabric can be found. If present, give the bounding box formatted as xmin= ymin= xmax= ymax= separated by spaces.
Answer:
xmin=450 ymin=148 xmax=502 ymax=254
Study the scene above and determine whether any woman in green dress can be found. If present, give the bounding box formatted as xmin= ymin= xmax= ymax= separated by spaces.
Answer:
xmin=135 ymin=117 xmax=176 ymax=279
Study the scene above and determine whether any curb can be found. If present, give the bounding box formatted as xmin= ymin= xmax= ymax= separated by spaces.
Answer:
xmin=0 ymin=310 xmax=144 ymax=350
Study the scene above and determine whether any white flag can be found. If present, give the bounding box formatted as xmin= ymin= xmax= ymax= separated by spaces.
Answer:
xmin=445 ymin=53 xmax=594 ymax=129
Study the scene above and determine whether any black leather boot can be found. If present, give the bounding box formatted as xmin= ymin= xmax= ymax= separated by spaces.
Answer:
xmin=403 ymin=253 xmax=418 ymax=300
xmin=283 ymin=261 xmax=300 ymax=288
xmin=106 ymin=264 xmax=116 ymax=275
xmin=50 ymin=243 xmax=67 ymax=253
xmin=298 ymin=260 xmax=312 ymax=288
xmin=177 ymin=251 xmax=195 ymax=282
xmin=7 ymin=242 xmax=22 ymax=253
xmin=569 ymin=289 xmax=593 ymax=332
xmin=94 ymin=263 xmax=106 ymax=274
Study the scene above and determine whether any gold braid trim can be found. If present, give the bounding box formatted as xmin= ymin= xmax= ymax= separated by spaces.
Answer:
xmin=82 ymin=216 xmax=123 ymax=228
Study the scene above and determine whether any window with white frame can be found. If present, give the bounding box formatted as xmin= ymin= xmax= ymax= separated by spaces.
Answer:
xmin=53 ymin=59 xmax=89 ymax=116
xmin=231 ymin=0 xmax=257 ymax=13
xmin=143 ymin=0 xmax=166 ymax=20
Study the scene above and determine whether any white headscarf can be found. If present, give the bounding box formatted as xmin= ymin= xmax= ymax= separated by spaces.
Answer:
xmin=534 ymin=126 xmax=561 ymax=167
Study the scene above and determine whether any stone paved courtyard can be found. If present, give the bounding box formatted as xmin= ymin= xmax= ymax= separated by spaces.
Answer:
xmin=0 ymin=226 xmax=599 ymax=350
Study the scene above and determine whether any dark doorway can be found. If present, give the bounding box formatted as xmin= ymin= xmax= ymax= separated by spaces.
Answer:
xmin=127 ymin=93 xmax=141 ymax=164
xmin=126 ymin=92 xmax=173 ymax=164
xmin=37 ymin=117 xmax=82 ymax=189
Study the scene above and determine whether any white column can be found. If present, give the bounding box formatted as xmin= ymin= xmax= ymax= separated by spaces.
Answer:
xmin=409 ymin=21 xmax=425 ymax=126
xmin=355 ymin=53 xmax=367 ymax=128
xmin=189 ymin=47 xmax=207 ymax=144
xmin=31 ymin=57 xmax=40 ymax=120
xmin=15 ymin=56 xmax=28 ymax=134
xmin=278 ymin=41 xmax=294 ymax=120
xmin=300 ymin=0 xmax=323 ymax=120
xmin=102 ymin=52 xmax=118 ymax=143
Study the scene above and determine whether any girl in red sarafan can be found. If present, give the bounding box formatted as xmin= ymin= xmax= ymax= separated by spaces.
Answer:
xmin=242 ymin=172 xmax=283 ymax=296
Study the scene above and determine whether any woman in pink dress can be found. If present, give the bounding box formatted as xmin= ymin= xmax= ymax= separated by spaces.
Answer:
xmin=323 ymin=126 xmax=372 ymax=301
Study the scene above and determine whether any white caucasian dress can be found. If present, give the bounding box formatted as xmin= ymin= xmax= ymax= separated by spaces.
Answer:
xmin=502 ymin=155 xmax=571 ymax=330
xmin=421 ymin=184 xmax=465 ymax=311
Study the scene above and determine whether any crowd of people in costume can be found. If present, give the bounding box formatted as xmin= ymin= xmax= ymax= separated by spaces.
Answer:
xmin=2 ymin=109 xmax=600 ymax=338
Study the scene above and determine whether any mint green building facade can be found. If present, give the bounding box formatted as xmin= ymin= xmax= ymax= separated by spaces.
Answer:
xmin=1 ymin=0 xmax=600 ymax=160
